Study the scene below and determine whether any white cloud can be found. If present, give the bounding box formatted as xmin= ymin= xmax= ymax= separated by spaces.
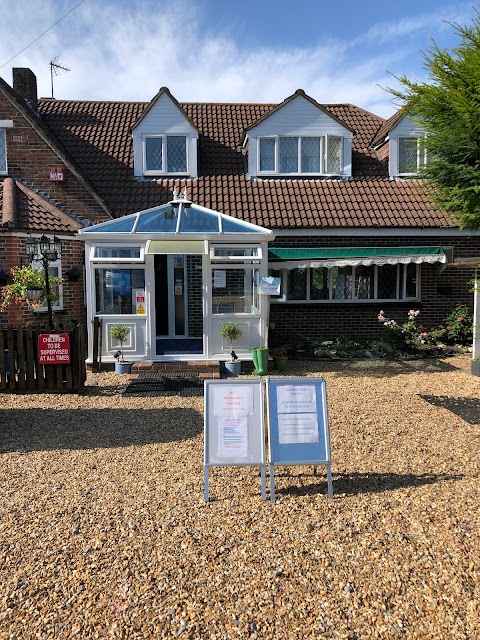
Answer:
xmin=0 ymin=0 xmax=474 ymax=118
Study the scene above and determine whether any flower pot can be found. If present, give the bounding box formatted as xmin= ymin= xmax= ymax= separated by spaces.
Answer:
xmin=225 ymin=361 xmax=241 ymax=377
xmin=274 ymin=355 xmax=289 ymax=372
xmin=115 ymin=361 xmax=132 ymax=374
xmin=252 ymin=348 xmax=268 ymax=375
xmin=26 ymin=287 xmax=44 ymax=301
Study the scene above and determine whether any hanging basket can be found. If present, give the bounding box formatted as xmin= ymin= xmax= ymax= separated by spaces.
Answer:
xmin=26 ymin=287 xmax=44 ymax=301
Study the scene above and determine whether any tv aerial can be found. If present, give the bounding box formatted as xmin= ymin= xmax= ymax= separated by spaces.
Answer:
xmin=49 ymin=56 xmax=70 ymax=98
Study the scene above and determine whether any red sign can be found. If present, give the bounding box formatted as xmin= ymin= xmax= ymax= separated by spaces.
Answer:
xmin=38 ymin=333 xmax=71 ymax=364
xmin=48 ymin=165 xmax=66 ymax=182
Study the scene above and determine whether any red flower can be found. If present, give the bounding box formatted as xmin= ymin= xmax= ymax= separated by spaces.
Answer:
xmin=457 ymin=317 xmax=463 ymax=322
xmin=446 ymin=326 xmax=451 ymax=330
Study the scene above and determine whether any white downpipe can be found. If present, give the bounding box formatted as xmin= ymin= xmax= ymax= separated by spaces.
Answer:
xmin=473 ymin=269 xmax=480 ymax=360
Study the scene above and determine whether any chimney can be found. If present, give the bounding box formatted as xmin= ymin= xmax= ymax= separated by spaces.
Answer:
xmin=12 ymin=68 xmax=37 ymax=106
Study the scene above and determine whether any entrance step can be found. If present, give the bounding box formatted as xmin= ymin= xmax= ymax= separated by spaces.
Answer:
xmin=130 ymin=360 xmax=221 ymax=379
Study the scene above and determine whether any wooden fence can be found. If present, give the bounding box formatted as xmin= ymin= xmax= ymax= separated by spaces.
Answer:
xmin=0 ymin=325 xmax=86 ymax=393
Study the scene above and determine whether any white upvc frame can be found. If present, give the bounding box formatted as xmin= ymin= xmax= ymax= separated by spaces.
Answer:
xmin=271 ymin=263 xmax=420 ymax=303
xmin=397 ymin=136 xmax=428 ymax=176
xmin=142 ymin=133 xmax=189 ymax=176
xmin=90 ymin=243 xmax=145 ymax=262
xmin=209 ymin=244 xmax=263 ymax=261
xmin=32 ymin=257 xmax=64 ymax=312
xmin=92 ymin=263 xmax=147 ymax=316
xmin=257 ymin=135 xmax=344 ymax=176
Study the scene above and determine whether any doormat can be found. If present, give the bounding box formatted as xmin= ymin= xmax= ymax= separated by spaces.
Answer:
xmin=156 ymin=338 xmax=203 ymax=355
xmin=123 ymin=373 xmax=204 ymax=397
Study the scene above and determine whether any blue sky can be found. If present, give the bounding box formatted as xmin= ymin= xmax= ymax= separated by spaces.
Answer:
xmin=0 ymin=0 xmax=476 ymax=117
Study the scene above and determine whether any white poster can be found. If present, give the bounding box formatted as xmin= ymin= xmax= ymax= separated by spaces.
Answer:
xmin=212 ymin=385 xmax=254 ymax=416
xmin=278 ymin=413 xmax=319 ymax=444
xmin=218 ymin=416 xmax=248 ymax=457
xmin=277 ymin=384 xmax=317 ymax=414
xmin=213 ymin=270 xmax=226 ymax=288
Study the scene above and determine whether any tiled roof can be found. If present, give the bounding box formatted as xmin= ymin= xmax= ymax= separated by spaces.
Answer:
xmin=371 ymin=110 xmax=405 ymax=148
xmin=37 ymin=97 xmax=454 ymax=229
xmin=0 ymin=178 xmax=81 ymax=233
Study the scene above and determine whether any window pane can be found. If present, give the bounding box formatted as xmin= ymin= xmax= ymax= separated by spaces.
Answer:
xmin=405 ymin=263 xmax=418 ymax=298
xmin=145 ymin=137 xmax=163 ymax=171
xmin=354 ymin=265 xmax=374 ymax=299
xmin=287 ymin=269 xmax=306 ymax=300
xmin=95 ymin=269 xmax=145 ymax=314
xmin=327 ymin=136 xmax=342 ymax=173
xmin=399 ymin=137 xmax=418 ymax=173
xmin=0 ymin=130 xmax=6 ymax=172
xmin=332 ymin=267 xmax=353 ymax=300
xmin=167 ymin=136 xmax=187 ymax=172
xmin=94 ymin=247 xmax=141 ymax=259
xmin=310 ymin=267 xmax=329 ymax=299
xmin=377 ymin=264 xmax=398 ymax=299
xmin=213 ymin=247 xmax=260 ymax=258
xmin=301 ymin=137 xmax=320 ymax=173
xmin=211 ymin=268 xmax=259 ymax=314
xmin=279 ymin=137 xmax=298 ymax=173
xmin=259 ymin=138 xmax=275 ymax=171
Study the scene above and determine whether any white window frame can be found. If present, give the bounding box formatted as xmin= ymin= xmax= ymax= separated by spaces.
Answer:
xmin=210 ymin=244 xmax=263 ymax=262
xmin=142 ymin=134 xmax=189 ymax=176
xmin=270 ymin=264 xmax=420 ymax=303
xmin=257 ymin=135 xmax=344 ymax=176
xmin=397 ymin=136 xmax=427 ymax=176
xmin=32 ymin=258 xmax=63 ymax=312
xmin=0 ymin=129 xmax=7 ymax=175
xmin=210 ymin=263 xmax=261 ymax=316
xmin=90 ymin=244 xmax=145 ymax=263
xmin=93 ymin=264 xmax=146 ymax=316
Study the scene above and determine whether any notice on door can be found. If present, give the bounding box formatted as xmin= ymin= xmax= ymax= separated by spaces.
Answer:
xmin=213 ymin=270 xmax=226 ymax=288
xmin=134 ymin=289 xmax=146 ymax=314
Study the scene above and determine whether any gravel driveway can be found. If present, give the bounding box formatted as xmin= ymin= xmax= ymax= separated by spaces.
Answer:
xmin=1 ymin=355 xmax=479 ymax=639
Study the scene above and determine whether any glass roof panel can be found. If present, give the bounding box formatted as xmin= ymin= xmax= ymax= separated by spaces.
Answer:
xmin=179 ymin=206 xmax=219 ymax=233
xmin=82 ymin=215 xmax=136 ymax=233
xmin=221 ymin=216 xmax=264 ymax=233
xmin=135 ymin=205 xmax=178 ymax=233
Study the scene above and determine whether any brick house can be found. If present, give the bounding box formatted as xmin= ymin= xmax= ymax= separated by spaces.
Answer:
xmin=1 ymin=67 xmax=478 ymax=365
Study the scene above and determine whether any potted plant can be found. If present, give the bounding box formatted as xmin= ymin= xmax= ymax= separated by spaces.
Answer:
xmin=251 ymin=346 xmax=269 ymax=376
xmin=220 ymin=322 xmax=242 ymax=376
xmin=0 ymin=265 xmax=60 ymax=311
xmin=111 ymin=323 xmax=132 ymax=374
xmin=270 ymin=346 xmax=289 ymax=372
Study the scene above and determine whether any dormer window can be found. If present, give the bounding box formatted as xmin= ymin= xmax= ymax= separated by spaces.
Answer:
xmin=398 ymin=137 xmax=427 ymax=175
xmin=143 ymin=135 xmax=188 ymax=175
xmin=257 ymin=135 xmax=343 ymax=175
xmin=0 ymin=129 xmax=7 ymax=174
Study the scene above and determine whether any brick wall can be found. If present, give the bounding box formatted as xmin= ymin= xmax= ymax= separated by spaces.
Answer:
xmin=0 ymin=92 xmax=109 ymax=224
xmin=269 ymin=235 xmax=480 ymax=343
xmin=187 ymin=255 xmax=203 ymax=336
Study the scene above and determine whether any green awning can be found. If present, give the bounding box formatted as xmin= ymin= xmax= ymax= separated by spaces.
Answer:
xmin=268 ymin=246 xmax=447 ymax=270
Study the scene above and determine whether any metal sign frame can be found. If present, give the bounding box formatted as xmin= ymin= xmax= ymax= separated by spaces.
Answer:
xmin=266 ymin=377 xmax=333 ymax=502
xmin=204 ymin=379 xmax=266 ymax=501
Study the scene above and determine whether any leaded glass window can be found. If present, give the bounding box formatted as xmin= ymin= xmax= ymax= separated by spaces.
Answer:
xmin=279 ymin=137 xmax=299 ymax=173
xmin=0 ymin=130 xmax=7 ymax=173
xmin=166 ymin=136 xmax=187 ymax=172
xmin=272 ymin=263 xmax=419 ymax=303
xmin=301 ymin=137 xmax=320 ymax=173
xmin=145 ymin=137 xmax=163 ymax=172
xmin=326 ymin=136 xmax=342 ymax=174
xmin=398 ymin=137 xmax=426 ymax=174
xmin=259 ymin=138 xmax=275 ymax=171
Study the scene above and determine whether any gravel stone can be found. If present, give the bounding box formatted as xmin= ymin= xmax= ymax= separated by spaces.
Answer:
xmin=0 ymin=355 xmax=479 ymax=639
